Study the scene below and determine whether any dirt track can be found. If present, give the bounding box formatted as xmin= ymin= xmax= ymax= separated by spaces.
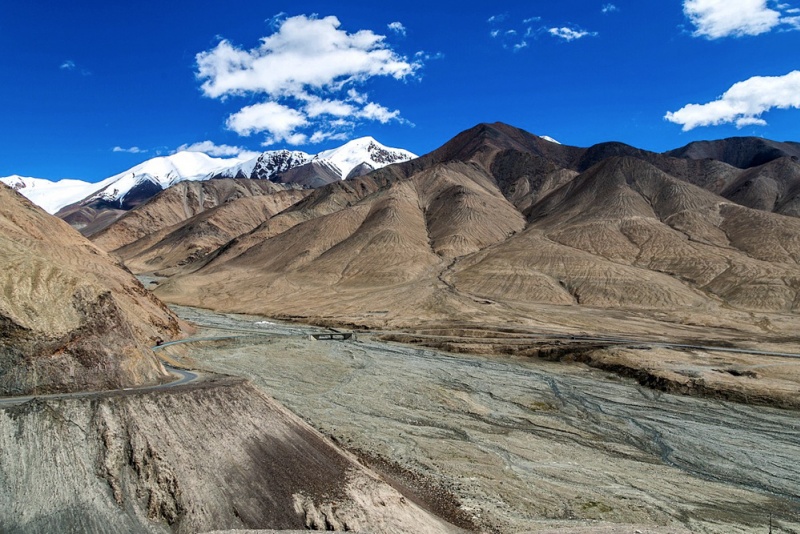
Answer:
xmin=174 ymin=306 xmax=800 ymax=534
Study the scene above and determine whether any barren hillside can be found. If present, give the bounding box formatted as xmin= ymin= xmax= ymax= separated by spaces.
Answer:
xmin=144 ymin=125 xmax=800 ymax=339
xmin=0 ymin=184 xmax=182 ymax=395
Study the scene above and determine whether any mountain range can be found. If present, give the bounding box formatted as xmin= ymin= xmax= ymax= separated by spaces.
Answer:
xmin=3 ymin=121 xmax=800 ymax=532
xmin=1 ymin=137 xmax=416 ymax=234
xmin=68 ymin=122 xmax=798 ymax=340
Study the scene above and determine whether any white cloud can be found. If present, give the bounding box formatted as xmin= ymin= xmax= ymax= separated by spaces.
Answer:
xmin=548 ymin=27 xmax=597 ymax=41
xmin=665 ymin=70 xmax=800 ymax=130
xmin=682 ymin=0 xmax=799 ymax=38
xmin=174 ymin=140 xmax=258 ymax=158
xmin=112 ymin=146 xmax=146 ymax=154
xmin=602 ymin=4 xmax=618 ymax=13
xmin=226 ymin=101 xmax=309 ymax=144
xmin=309 ymin=130 xmax=350 ymax=143
xmin=196 ymin=15 xmax=418 ymax=98
xmin=490 ymin=14 xmax=597 ymax=48
xmin=302 ymin=95 xmax=356 ymax=118
xmin=488 ymin=13 xmax=537 ymax=50
xmin=388 ymin=22 xmax=407 ymax=35
xmin=357 ymin=102 xmax=400 ymax=123
xmin=196 ymin=14 xmax=419 ymax=145
xmin=414 ymin=51 xmax=445 ymax=61
xmin=60 ymin=60 xmax=76 ymax=70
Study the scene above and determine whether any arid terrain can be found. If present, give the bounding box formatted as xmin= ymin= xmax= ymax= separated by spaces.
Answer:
xmin=3 ymin=122 xmax=800 ymax=533
xmin=0 ymin=373 xmax=462 ymax=533
xmin=0 ymin=185 xmax=463 ymax=533
xmin=0 ymin=183 xmax=181 ymax=396
xmin=165 ymin=305 xmax=800 ymax=534
xmin=104 ymin=123 xmax=800 ymax=409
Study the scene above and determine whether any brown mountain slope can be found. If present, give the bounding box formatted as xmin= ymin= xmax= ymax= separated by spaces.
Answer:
xmin=370 ymin=123 xmax=768 ymax=217
xmin=272 ymin=159 xmax=343 ymax=187
xmin=0 ymin=184 xmax=182 ymax=395
xmin=155 ymin=161 xmax=525 ymax=321
xmin=196 ymin=173 xmax=396 ymax=272
xmin=86 ymin=123 xmax=800 ymax=338
xmin=155 ymin=151 xmax=800 ymax=330
xmin=507 ymin=157 xmax=800 ymax=311
xmin=107 ymin=188 xmax=308 ymax=275
xmin=719 ymin=157 xmax=800 ymax=216
xmin=90 ymin=179 xmax=296 ymax=251
xmin=0 ymin=380 xmax=462 ymax=533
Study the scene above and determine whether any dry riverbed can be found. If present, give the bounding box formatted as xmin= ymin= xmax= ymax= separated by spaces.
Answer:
xmin=172 ymin=306 xmax=800 ymax=534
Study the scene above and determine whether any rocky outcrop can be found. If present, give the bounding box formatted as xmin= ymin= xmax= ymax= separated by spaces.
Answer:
xmin=0 ymin=381 xmax=461 ymax=533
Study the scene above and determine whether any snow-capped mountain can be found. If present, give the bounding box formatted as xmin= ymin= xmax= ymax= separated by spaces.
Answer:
xmin=246 ymin=150 xmax=313 ymax=180
xmin=312 ymin=137 xmax=417 ymax=178
xmin=3 ymin=137 xmax=416 ymax=215
xmin=0 ymin=175 xmax=97 ymax=214
xmin=85 ymin=151 xmax=254 ymax=209
xmin=216 ymin=138 xmax=415 ymax=182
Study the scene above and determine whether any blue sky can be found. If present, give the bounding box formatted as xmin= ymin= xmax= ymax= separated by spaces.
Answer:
xmin=1 ymin=0 xmax=799 ymax=181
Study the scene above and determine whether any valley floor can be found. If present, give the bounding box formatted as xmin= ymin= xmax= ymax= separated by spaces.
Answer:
xmin=170 ymin=305 xmax=800 ymax=534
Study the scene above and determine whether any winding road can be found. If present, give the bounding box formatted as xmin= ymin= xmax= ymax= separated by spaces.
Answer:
xmin=0 ymin=360 xmax=199 ymax=409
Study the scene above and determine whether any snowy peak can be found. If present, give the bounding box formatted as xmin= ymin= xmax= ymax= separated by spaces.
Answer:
xmin=1 ymin=175 xmax=29 ymax=190
xmin=0 ymin=175 xmax=97 ymax=214
xmin=87 ymin=151 xmax=253 ymax=206
xmin=250 ymin=150 xmax=312 ymax=180
xmin=313 ymin=137 xmax=416 ymax=178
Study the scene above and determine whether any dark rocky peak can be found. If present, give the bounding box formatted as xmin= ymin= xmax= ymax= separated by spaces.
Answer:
xmin=665 ymin=137 xmax=800 ymax=169
xmin=252 ymin=150 xmax=311 ymax=180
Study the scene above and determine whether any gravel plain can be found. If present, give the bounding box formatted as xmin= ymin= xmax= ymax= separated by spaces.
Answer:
xmin=172 ymin=305 xmax=800 ymax=534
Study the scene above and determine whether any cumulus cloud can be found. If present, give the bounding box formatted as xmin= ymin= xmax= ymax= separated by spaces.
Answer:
xmin=112 ymin=146 xmax=146 ymax=154
xmin=60 ymin=60 xmax=76 ymax=70
xmin=387 ymin=21 xmax=407 ymax=35
xmin=665 ymin=70 xmax=800 ymax=130
xmin=195 ymin=14 xmax=420 ymax=146
xmin=683 ymin=0 xmax=799 ymax=38
xmin=226 ymin=102 xmax=310 ymax=145
xmin=602 ymin=4 xmax=619 ymax=13
xmin=548 ymin=27 xmax=598 ymax=41
xmin=174 ymin=140 xmax=258 ymax=158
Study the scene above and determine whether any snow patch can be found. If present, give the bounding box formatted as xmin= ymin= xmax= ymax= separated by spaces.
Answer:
xmin=540 ymin=135 xmax=561 ymax=145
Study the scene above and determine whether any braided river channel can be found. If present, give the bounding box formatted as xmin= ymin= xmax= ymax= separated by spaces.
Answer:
xmin=172 ymin=305 xmax=800 ymax=533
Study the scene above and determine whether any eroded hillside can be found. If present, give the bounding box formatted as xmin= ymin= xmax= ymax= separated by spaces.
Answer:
xmin=0 ymin=184 xmax=182 ymax=395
